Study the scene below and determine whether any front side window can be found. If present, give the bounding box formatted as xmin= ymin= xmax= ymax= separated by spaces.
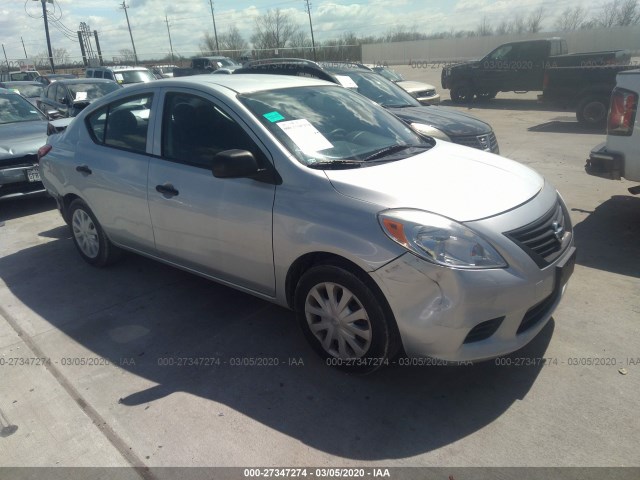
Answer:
xmin=162 ymin=92 xmax=261 ymax=168
xmin=86 ymin=94 xmax=153 ymax=153
xmin=240 ymin=85 xmax=430 ymax=168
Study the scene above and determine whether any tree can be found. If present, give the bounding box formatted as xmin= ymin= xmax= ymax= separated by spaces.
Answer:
xmin=251 ymin=9 xmax=301 ymax=52
xmin=119 ymin=49 xmax=135 ymax=63
xmin=527 ymin=7 xmax=545 ymax=33
xmin=201 ymin=26 xmax=249 ymax=56
xmin=512 ymin=14 xmax=527 ymax=34
xmin=554 ymin=6 xmax=588 ymax=31
xmin=476 ymin=17 xmax=493 ymax=36
xmin=52 ymin=48 xmax=69 ymax=65
xmin=616 ymin=0 xmax=640 ymax=25
xmin=495 ymin=20 xmax=512 ymax=35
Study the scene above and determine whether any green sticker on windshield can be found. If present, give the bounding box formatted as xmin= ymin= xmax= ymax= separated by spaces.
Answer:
xmin=263 ymin=111 xmax=285 ymax=122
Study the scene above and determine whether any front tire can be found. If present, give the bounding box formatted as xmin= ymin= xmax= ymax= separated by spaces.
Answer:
xmin=69 ymin=199 xmax=121 ymax=267
xmin=576 ymin=95 xmax=609 ymax=129
xmin=450 ymin=82 xmax=474 ymax=103
xmin=294 ymin=265 xmax=399 ymax=373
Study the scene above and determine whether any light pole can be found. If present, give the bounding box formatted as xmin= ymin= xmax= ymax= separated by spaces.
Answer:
xmin=304 ymin=0 xmax=317 ymax=61
xmin=208 ymin=0 xmax=220 ymax=54
xmin=33 ymin=0 xmax=55 ymax=72
xmin=120 ymin=1 xmax=138 ymax=65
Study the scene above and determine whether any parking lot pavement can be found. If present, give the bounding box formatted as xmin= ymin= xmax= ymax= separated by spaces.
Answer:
xmin=0 ymin=75 xmax=639 ymax=475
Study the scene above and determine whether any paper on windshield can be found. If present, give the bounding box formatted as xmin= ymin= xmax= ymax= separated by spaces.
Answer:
xmin=277 ymin=119 xmax=333 ymax=152
xmin=335 ymin=75 xmax=358 ymax=89
xmin=75 ymin=91 xmax=88 ymax=101
xmin=115 ymin=73 xmax=124 ymax=82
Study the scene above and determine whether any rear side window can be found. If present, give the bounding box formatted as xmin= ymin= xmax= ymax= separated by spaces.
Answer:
xmin=86 ymin=93 xmax=153 ymax=153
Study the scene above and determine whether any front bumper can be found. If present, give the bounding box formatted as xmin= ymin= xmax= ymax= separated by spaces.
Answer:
xmin=416 ymin=94 xmax=441 ymax=105
xmin=586 ymin=142 xmax=624 ymax=180
xmin=370 ymin=186 xmax=575 ymax=361
xmin=0 ymin=161 xmax=45 ymax=198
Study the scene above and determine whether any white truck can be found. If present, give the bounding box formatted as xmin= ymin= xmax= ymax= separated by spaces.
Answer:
xmin=587 ymin=69 xmax=640 ymax=195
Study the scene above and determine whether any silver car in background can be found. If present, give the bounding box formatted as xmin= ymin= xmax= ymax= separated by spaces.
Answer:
xmin=39 ymin=75 xmax=575 ymax=372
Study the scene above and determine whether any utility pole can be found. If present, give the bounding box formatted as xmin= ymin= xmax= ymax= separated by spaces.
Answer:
xmin=165 ymin=15 xmax=175 ymax=63
xmin=34 ymin=0 xmax=55 ymax=72
xmin=304 ymin=0 xmax=317 ymax=62
xmin=208 ymin=0 xmax=220 ymax=54
xmin=2 ymin=44 xmax=10 ymax=73
xmin=21 ymin=37 xmax=28 ymax=59
xmin=120 ymin=1 xmax=138 ymax=65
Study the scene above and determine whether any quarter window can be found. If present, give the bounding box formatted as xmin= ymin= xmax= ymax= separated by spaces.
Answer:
xmin=86 ymin=94 xmax=153 ymax=153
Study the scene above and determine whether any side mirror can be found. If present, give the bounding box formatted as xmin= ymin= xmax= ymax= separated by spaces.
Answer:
xmin=212 ymin=149 xmax=260 ymax=178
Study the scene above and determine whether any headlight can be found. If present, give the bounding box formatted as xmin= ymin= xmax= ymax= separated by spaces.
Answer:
xmin=378 ymin=209 xmax=507 ymax=269
xmin=410 ymin=123 xmax=451 ymax=142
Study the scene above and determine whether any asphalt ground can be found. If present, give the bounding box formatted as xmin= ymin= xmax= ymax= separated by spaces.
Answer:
xmin=0 ymin=65 xmax=639 ymax=479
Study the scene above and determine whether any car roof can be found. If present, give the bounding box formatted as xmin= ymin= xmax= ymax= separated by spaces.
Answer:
xmin=0 ymin=81 xmax=42 ymax=86
xmin=150 ymin=74 xmax=334 ymax=94
xmin=49 ymin=78 xmax=118 ymax=85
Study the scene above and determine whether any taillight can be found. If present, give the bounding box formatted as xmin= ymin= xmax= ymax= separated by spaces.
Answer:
xmin=608 ymin=88 xmax=638 ymax=136
xmin=37 ymin=144 xmax=52 ymax=163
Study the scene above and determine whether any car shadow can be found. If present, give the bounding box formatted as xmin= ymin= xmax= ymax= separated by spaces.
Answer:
xmin=572 ymin=195 xmax=640 ymax=278
xmin=527 ymin=121 xmax=605 ymax=135
xmin=441 ymin=97 xmax=568 ymax=113
xmin=0 ymin=236 xmax=554 ymax=460
xmin=0 ymin=193 xmax=56 ymax=222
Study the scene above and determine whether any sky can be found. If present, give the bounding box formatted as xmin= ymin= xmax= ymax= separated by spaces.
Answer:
xmin=0 ymin=0 xmax=610 ymax=64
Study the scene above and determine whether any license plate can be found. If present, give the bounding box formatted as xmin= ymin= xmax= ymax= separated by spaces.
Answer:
xmin=26 ymin=168 xmax=41 ymax=182
xmin=556 ymin=247 xmax=576 ymax=288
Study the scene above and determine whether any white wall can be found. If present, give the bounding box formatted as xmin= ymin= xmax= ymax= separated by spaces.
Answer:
xmin=362 ymin=27 xmax=640 ymax=65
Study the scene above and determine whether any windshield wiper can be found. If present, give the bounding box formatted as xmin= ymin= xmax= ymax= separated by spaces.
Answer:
xmin=363 ymin=144 xmax=429 ymax=162
xmin=307 ymin=160 xmax=363 ymax=170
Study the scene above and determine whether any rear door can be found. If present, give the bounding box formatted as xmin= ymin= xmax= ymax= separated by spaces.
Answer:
xmin=147 ymin=88 xmax=276 ymax=295
xmin=77 ymin=92 xmax=158 ymax=252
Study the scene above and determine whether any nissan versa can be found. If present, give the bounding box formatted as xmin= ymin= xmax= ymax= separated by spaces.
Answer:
xmin=38 ymin=75 xmax=576 ymax=372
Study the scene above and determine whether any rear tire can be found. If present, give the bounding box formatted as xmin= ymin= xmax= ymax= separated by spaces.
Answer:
xmin=69 ymin=199 xmax=121 ymax=267
xmin=294 ymin=265 xmax=399 ymax=373
xmin=576 ymin=95 xmax=609 ymax=129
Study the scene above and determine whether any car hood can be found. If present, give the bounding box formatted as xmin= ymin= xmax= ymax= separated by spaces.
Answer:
xmin=396 ymin=80 xmax=436 ymax=92
xmin=0 ymin=120 xmax=48 ymax=160
xmin=325 ymin=141 xmax=543 ymax=222
xmin=388 ymin=105 xmax=491 ymax=136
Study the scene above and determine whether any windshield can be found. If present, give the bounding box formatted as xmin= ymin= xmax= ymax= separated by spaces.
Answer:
xmin=240 ymin=86 xmax=430 ymax=168
xmin=329 ymin=70 xmax=419 ymax=108
xmin=374 ymin=67 xmax=404 ymax=82
xmin=115 ymin=70 xmax=156 ymax=84
xmin=4 ymin=83 xmax=43 ymax=98
xmin=67 ymin=82 xmax=120 ymax=101
xmin=0 ymin=93 xmax=46 ymax=124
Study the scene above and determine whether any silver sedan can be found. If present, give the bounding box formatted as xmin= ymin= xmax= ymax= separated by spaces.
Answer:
xmin=39 ymin=74 xmax=575 ymax=372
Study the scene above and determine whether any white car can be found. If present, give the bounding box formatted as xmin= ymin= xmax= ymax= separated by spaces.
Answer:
xmin=372 ymin=66 xmax=440 ymax=105
xmin=587 ymin=69 xmax=640 ymax=195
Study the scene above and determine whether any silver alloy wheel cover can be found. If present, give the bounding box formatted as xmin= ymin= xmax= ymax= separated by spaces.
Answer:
xmin=305 ymin=282 xmax=372 ymax=359
xmin=72 ymin=209 xmax=100 ymax=259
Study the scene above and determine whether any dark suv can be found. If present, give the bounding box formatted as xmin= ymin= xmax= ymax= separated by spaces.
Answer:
xmin=236 ymin=59 xmax=499 ymax=153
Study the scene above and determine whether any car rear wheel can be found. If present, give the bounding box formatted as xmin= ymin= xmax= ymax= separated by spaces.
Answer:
xmin=69 ymin=199 xmax=121 ymax=267
xmin=576 ymin=95 xmax=609 ymax=129
xmin=294 ymin=265 xmax=399 ymax=373
xmin=450 ymin=82 xmax=474 ymax=103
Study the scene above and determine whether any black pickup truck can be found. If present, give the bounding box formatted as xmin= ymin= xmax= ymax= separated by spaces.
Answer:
xmin=441 ymin=38 xmax=630 ymax=103
xmin=173 ymin=56 xmax=240 ymax=77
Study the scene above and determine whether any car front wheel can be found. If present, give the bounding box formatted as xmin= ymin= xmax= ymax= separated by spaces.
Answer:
xmin=69 ymin=199 xmax=121 ymax=267
xmin=295 ymin=265 xmax=399 ymax=373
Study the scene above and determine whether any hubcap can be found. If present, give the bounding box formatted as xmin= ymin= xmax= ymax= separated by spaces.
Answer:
xmin=72 ymin=209 xmax=100 ymax=259
xmin=305 ymin=282 xmax=372 ymax=359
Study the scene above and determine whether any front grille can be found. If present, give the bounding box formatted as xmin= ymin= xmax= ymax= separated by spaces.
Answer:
xmin=0 ymin=154 xmax=38 ymax=169
xmin=415 ymin=89 xmax=436 ymax=98
xmin=463 ymin=316 xmax=505 ymax=344
xmin=452 ymin=132 xmax=499 ymax=153
xmin=504 ymin=199 xmax=571 ymax=268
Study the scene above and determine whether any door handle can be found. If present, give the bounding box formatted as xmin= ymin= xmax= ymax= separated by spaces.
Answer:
xmin=155 ymin=183 xmax=179 ymax=197
xmin=75 ymin=165 xmax=92 ymax=175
